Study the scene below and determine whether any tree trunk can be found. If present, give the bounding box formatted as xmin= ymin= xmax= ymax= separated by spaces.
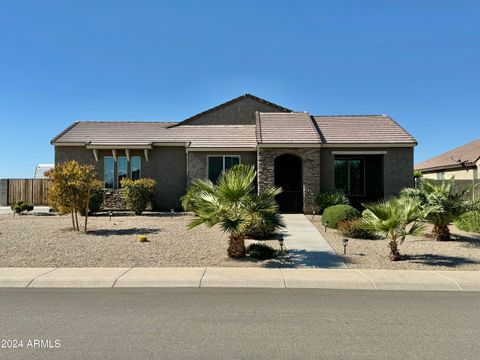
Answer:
xmin=71 ymin=211 xmax=76 ymax=231
xmin=227 ymin=235 xmax=246 ymax=258
xmin=74 ymin=208 xmax=79 ymax=231
xmin=432 ymin=224 xmax=451 ymax=241
xmin=84 ymin=189 xmax=90 ymax=232
xmin=388 ymin=239 xmax=401 ymax=261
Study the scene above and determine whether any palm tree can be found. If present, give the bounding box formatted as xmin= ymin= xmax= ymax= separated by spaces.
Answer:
xmin=361 ymin=198 xmax=428 ymax=261
xmin=185 ymin=165 xmax=284 ymax=258
xmin=402 ymin=179 xmax=467 ymax=241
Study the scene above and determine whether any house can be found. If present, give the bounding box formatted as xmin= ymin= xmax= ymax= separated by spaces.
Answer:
xmin=415 ymin=139 xmax=480 ymax=183
xmin=51 ymin=94 xmax=416 ymax=213
xmin=34 ymin=164 xmax=54 ymax=179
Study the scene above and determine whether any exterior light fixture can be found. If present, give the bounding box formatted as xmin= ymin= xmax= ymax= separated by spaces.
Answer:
xmin=171 ymin=209 xmax=174 ymax=218
xmin=342 ymin=238 xmax=349 ymax=254
xmin=312 ymin=210 xmax=315 ymax=219
xmin=278 ymin=236 xmax=285 ymax=254
xmin=109 ymin=211 xmax=113 ymax=221
xmin=324 ymin=221 xmax=329 ymax=232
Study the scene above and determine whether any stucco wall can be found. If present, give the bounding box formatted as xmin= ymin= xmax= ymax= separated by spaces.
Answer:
xmin=320 ymin=147 xmax=414 ymax=197
xmin=258 ymin=148 xmax=321 ymax=213
xmin=55 ymin=146 xmax=187 ymax=210
xmin=187 ymin=151 xmax=257 ymax=184
xmin=181 ymin=97 xmax=287 ymax=126
xmin=422 ymin=165 xmax=479 ymax=180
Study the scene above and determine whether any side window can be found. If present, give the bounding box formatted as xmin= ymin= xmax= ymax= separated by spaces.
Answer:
xmin=208 ymin=156 xmax=224 ymax=182
xmin=224 ymin=156 xmax=240 ymax=171
xmin=131 ymin=156 xmax=141 ymax=180
xmin=104 ymin=157 xmax=115 ymax=188
xmin=117 ymin=157 xmax=127 ymax=187
xmin=334 ymin=158 xmax=365 ymax=196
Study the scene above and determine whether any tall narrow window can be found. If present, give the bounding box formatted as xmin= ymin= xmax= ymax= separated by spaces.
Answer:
xmin=117 ymin=156 xmax=127 ymax=187
xmin=224 ymin=155 xmax=240 ymax=171
xmin=208 ymin=155 xmax=241 ymax=182
xmin=104 ymin=156 xmax=114 ymax=188
xmin=131 ymin=156 xmax=141 ymax=180
xmin=208 ymin=156 xmax=224 ymax=182
xmin=334 ymin=158 xmax=365 ymax=196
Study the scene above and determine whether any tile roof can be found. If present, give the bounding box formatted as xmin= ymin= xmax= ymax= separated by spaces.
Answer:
xmin=52 ymin=122 xmax=257 ymax=148
xmin=415 ymin=139 xmax=480 ymax=172
xmin=313 ymin=115 xmax=417 ymax=144
xmin=173 ymin=93 xmax=292 ymax=127
xmin=256 ymin=112 xmax=320 ymax=144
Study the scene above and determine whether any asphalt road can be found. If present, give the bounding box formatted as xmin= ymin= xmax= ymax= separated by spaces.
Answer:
xmin=0 ymin=288 xmax=479 ymax=360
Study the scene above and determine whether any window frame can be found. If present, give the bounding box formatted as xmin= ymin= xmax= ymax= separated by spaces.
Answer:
xmin=334 ymin=157 xmax=366 ymax=197
xmin=104 ymin=156 xmax=115 ymax=189
xmin=130 ymin=156 xmax=141 ymax=180
xmin=206 ymin=155 xmax=241 ymax=182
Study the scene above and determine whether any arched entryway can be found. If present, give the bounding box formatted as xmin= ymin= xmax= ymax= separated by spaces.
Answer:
xmin=274 ymin=154 xmax=303 ymax=213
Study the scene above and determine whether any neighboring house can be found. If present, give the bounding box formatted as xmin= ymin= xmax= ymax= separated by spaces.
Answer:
xmin=51 ymin=94 xmax=416 ymax=213
xmin=34 ymin=164 xmax=54 ymax=179
xmin=415 ymin=139 xmax=479 ymax=189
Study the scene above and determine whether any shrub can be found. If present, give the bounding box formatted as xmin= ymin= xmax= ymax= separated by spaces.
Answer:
xmin=11 ymin=200 xmax=34 ymax=214
xmin=121 ymin=178 xmax=156 ymax=215
xmin=315 ymin=192 xmax=349 ymax=214
xmin=247 ymin=243 xmax=277 ymax=260
xmin=455 ymin=211 xmax=480 ymax=233
xmin=322 ymin=204 xmax=360 ymax=229
xmin=244 ymin=217 xmax=278 ymax=240
xmin=337 ymin=219 xmax=377 ymax=239
xmin=181 ymin=186 xmax=202 ymax=212
xmin=79 ymin=182 xmax=104 ymax=216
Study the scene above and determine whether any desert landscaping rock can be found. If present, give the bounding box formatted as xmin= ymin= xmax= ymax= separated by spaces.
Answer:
xmin=310 ymin=217 xmax=480 ymax=270
xmin=0 ymin=214 xmax=273 ymax=268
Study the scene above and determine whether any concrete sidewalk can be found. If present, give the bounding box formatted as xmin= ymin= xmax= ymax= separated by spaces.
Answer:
xmin=281 ymin=214 xmax=347 ymax=268
xmin=0 ymin=267 xmax=479 ymax=291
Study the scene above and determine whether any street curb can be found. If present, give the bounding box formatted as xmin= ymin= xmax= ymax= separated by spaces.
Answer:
xmin=0 ymin=268 xmax=479 ymax=291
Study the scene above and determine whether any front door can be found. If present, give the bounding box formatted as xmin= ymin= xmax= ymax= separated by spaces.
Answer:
xmin=274 ymin=154 xmax=303 ymax=213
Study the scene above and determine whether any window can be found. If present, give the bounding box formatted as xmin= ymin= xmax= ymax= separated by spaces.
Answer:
xmin=436 ymin=172 xmax=445 ymax=180
xmin=117 ymin=157 xmax=127 ymax=187
xmin=131 ymin=156 xmax=141 ymax=180
xmin=334 ymin=158 xmax=365 ymax=196
xmin=104 ymin=157 xmax=115 ymax=188
xmin=208 ymin=155 xmax=240 ymax=182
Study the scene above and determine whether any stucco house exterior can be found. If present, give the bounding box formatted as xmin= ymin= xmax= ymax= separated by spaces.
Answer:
xmin=415 ymin=139 xmax=479 ymax=186
xmin=52 ymin=94 xmax=417 ymax=213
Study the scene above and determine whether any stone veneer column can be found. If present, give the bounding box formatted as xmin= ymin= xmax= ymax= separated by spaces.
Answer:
xmin=258 ymin=148 xmax=320 ymax=213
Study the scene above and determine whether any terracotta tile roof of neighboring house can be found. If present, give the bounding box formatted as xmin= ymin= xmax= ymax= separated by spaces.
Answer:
xmin=256 ymin=112 xmax=320 ymax=144
xmin=52 ymin=121 xmax=257 ymax=148
xmin=172 ymin=93 xmax=292 ymax=127
xmin=313 ymin=115 xmax=417 ymax=144
xmin=415 ymin=139 xmax=480 ymax=172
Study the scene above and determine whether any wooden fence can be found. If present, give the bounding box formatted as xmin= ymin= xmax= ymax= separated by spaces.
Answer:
xmin=0 ymin=179 xmax=51 ymax=206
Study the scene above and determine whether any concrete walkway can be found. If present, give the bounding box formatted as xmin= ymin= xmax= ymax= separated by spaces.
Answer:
xmin=1 ymin=267 xmax=479 ymax=291
xmin=281 ymin=214 xmax=347 ymax=268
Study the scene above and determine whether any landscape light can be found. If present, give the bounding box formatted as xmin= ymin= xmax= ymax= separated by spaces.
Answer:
xmin=342 ymin=238 xmax=349 ymax=254
xmin=278 ymin=236 xmax=285 ymax=254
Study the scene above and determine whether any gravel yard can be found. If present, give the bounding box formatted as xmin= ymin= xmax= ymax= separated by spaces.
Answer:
xmin=0 ymin=213 xmax=279 ymax=267
xmin=310 ymin=216 xmax=480 ymax=270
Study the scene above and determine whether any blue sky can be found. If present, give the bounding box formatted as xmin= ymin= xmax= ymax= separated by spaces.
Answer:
xmin=0 ymin=0 xmax=478 ymax=178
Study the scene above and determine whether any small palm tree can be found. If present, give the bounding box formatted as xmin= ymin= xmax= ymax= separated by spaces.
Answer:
xmin=186 ymin=165 xmax=284 ymax=258
xmin=405 ymin=179 xmax=467 ymax=241
xmin=361 ymin=198 xmax=428 ymax=261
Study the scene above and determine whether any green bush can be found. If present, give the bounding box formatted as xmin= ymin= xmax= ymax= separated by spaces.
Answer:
xmin=337 ymin=219 xmax=377 ymax=239
xmin=11 ymin=200 xmax=34 ymax=214
xmin=80 ymin=183 xmax=104 ymax=216
xmin=454 ymin=211 xmax=480 ymax=233
xmin=322 ymin=204 xmax=360 ymax=229
xmin=121 ymin=178 xmax=157 ymax=215
xmin=247 ymin=243 xmax=277 ymax=260
xmin=244 ymin=213 xmax=280 ymax=239
xmin=315 ymin=192 xmax=349 ymax=214
xmin=181 ymin=186 xmax=202 ymax=212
